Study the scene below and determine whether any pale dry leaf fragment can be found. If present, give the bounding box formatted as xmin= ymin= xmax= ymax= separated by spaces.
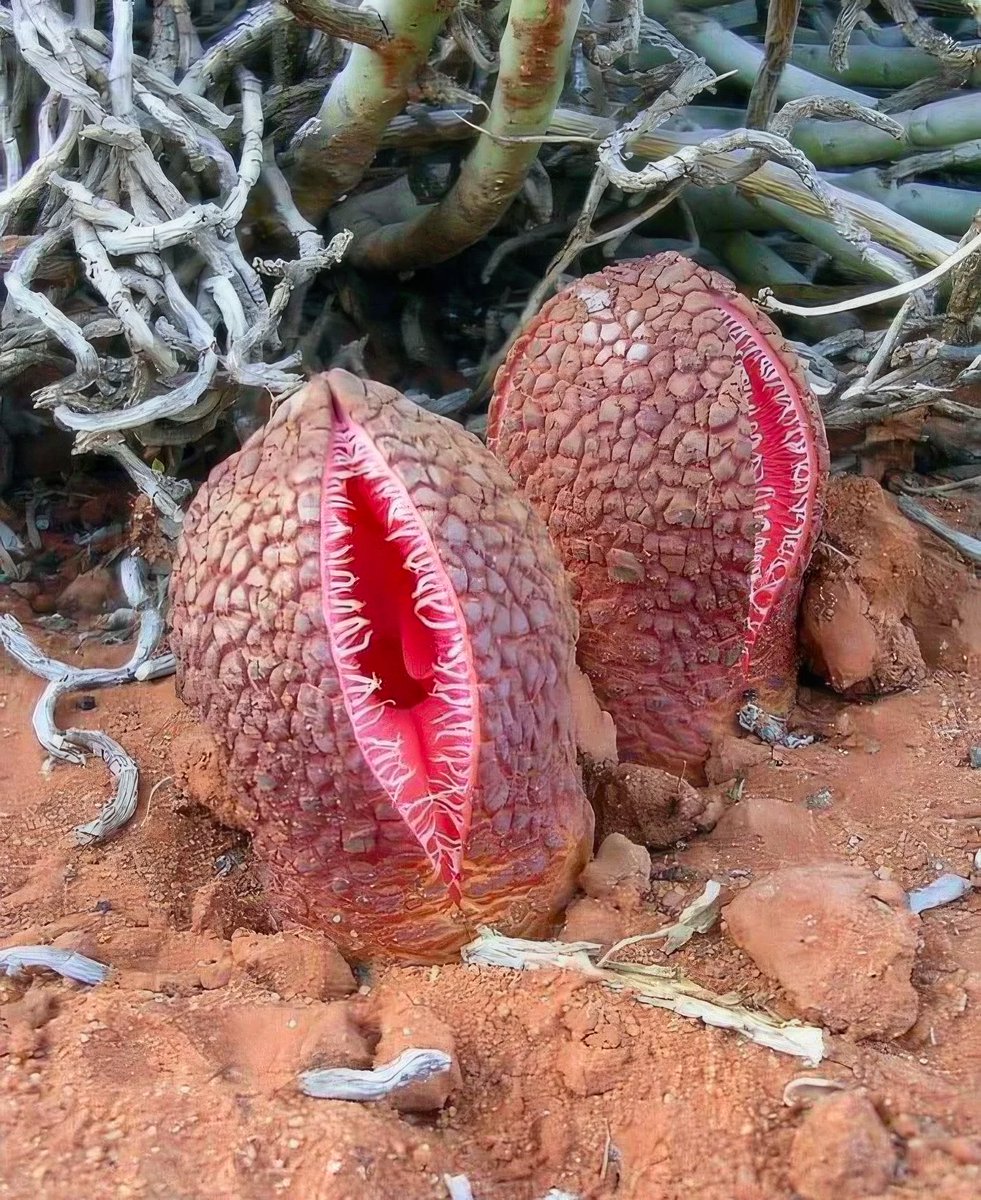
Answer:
xmin=70 ymin=729 xmax=140 ymax=844
xmin=760 ymin=225 xmax=981 ymax=318
xmin=907 ymin=873 xmax=972 ymax=914
xmin=897 ymin=495 xmax=981 ymax=566
xmin=782 ymin=1076 xmax=848 ymax=1108
xmin=134 ymin=653 xmax=177 ymax=681
xmin=598 ymin=880 xmax=723 ymax=964
xmin=0 ymin=945 xmax=110 ymax=984
xmin=0 ymin=556 xmax=170 ymax=842
xmin=656 ymin=880 xmax=723 ymax=949
xmin=463 ymin=930 xmax=825 ymax=1064
xmin=443 ymin=1176 xmax=474 ymax=1200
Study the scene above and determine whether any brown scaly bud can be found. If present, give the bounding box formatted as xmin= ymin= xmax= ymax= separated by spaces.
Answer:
xmin=170 ymin=370 xmax=593 ymax=961
xmin=489 ymin=252 xmax=830 ymax=780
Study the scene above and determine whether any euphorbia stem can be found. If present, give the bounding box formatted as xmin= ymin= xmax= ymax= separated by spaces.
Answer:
xmin=791 ymin=94 xmax=981 ymax=169
xmin=827 ymin=170 xmax=981 ymax=237
xmin=791 ymin=42 xmax=981 ymax=89
xmin=347 ymin=0 xmax=585 ymax=271
xmin=286 ymin=0 xmax=456 ymax=224
xmin=591 ymin=95 xmax=981 ymax=170
xmin=642 ymin=0 xmax=869 ymax=105
xmin=378 ymin=106 xmax=958 ymax=268
xmin=543 ymin=108 xmax=957 ymax=268
xmin=749 ymin=194 xmax=903 ymax=283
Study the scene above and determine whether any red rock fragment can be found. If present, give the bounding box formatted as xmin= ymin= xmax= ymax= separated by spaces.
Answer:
xmin=789 ymin=1091 xmax=897 ymax=1200
xmin=230 ymin=931 xmax=357 ymax=1002
xmin=372 ymin=995 xmax=461 ymax=1113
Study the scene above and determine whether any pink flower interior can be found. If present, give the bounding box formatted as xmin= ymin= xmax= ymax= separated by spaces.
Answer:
xmin=714 ymin=297 xmax=821 ymax=668
xmin=320 ymin=398 xmax=477 ymax=897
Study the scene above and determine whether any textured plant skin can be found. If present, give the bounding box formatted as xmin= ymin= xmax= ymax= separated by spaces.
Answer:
xmin=488 ymin=252 xmax=830 ymax=779
xmin=169 ymin=370 xmax=593 ymax=962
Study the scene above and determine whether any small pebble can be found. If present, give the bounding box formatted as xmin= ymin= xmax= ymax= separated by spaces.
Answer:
xmin=214 ymin=849 xmax=245 ymax=877
xmin=907 ymin=874 xmax=972 ymax=915
xmin=968 ymin=746 xmax=981 ymax=769
xmin=75 ymin=696 xmax=97 ymax=711
xmin=805 ymin=787 xmax=833 ymax=812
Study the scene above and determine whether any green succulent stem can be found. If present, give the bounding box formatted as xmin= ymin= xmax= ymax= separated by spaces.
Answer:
xmin=827 ymin=170 xmax=981 ymax=236
xmin=380 ymin=105 xmax=958 ymax=269
xmin=544 ymin=108 xmax=958 ymax=268
xmin=791 ymin=42 xmax=981 ymax=88
xmin=286 ymin=0 xmax=456 ymax=224
xmin=348 ymin=0 xmax=585 ymax=271
xmin=641 ymin=1 xmax=869 ymax=104
xmin=709 ymin=230 xmax=859 ymax=337
xmin=624 ymin=96 xmax=981 ymax=169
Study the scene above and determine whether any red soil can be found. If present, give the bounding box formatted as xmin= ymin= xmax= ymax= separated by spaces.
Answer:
xmin=0 ymin=482 xmax=978 ymax=1199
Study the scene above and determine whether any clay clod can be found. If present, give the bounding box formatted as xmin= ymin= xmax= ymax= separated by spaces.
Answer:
xmin=589 ymin=762 xmax=715 ymax=847
xmin=725 ymin=864 xmax=921 ymax=1039
xmin=230 ymin=931 xmax=357 ymax=1002
xmin=371 ymin=996 xmax=462 ymax=1113
xmin=579 ymin=833 xmax=652 ymax=902
xmin=801 ymin=476 xmax=981 ymax=694
xmin=789 ymin=1091 xmax=897 ymax=1200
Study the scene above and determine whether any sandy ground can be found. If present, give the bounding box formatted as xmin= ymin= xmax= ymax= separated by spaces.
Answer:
xmin=0 ymin=489 xmax=979 ymax=1199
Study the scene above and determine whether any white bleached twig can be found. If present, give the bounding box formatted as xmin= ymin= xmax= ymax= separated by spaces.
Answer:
xmin=0 ymin=556 xmax=173 ymax=843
